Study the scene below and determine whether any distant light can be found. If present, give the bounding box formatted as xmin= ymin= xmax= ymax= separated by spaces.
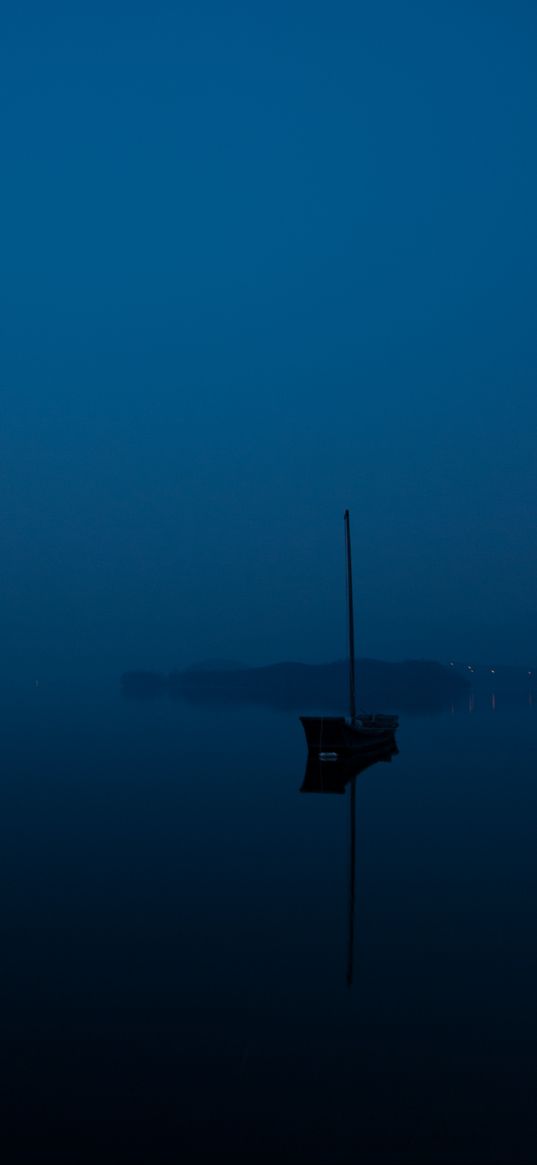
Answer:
xmin=449 ymin=661 xmax=454 ymax=667
xmin=529 ymin=671 xmax=533 ymax=677
xmin=490 ymin=668 xmax=496 ymax=675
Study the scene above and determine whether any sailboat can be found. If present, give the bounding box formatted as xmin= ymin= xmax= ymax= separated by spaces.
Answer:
xmin=300 ymin=510 xmax=398 ymax=754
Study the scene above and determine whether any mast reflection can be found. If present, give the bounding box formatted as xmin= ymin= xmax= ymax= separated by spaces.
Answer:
xmin=300 ymin=741 xmax=399 ymax=986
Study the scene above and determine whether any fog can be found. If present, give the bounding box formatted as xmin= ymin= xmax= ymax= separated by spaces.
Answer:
xmin=2 ymin=1 xmax=537 ymax=679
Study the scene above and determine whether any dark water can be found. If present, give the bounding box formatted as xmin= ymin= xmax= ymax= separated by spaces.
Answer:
xmin=1 ymin=679 xmax=537 ymax=1163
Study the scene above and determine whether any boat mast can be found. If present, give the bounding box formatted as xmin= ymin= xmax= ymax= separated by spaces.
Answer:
xmin=344 ymin=509 xmax=357 ymax=721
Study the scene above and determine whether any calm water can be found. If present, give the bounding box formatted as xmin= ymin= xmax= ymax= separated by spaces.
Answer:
xmin=1 ymin=678 xmax=537 ymax=1163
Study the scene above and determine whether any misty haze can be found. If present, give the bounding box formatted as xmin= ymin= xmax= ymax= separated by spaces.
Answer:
xmin=2 ymin=2 xmax=537 ymax=1163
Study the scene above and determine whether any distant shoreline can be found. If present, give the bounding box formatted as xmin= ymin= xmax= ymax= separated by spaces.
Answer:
xmin=121 ymin=658 xmax=474 ymax=714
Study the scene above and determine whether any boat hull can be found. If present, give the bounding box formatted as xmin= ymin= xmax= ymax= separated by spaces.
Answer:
xmin=300 ymin=715 xmax=398 ymax=755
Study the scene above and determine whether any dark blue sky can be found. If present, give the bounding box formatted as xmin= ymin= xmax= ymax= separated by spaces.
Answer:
xmin=2 ymin=1 xmax=537 ymax=673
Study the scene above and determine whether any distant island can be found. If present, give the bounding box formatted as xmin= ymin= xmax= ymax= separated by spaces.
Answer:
xmin=121 ymin=658 xmax=471 ymax=714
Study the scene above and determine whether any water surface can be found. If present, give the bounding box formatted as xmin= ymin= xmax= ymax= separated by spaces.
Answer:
xmin=1 ymin=678 xmax=536 ymax=1162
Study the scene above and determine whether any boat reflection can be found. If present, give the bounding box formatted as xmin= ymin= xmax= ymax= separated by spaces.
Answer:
xmin=301 ymin=739 xmax=398 ymax=794
xmin=300 ymin=740 xmax=399 ymax=987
